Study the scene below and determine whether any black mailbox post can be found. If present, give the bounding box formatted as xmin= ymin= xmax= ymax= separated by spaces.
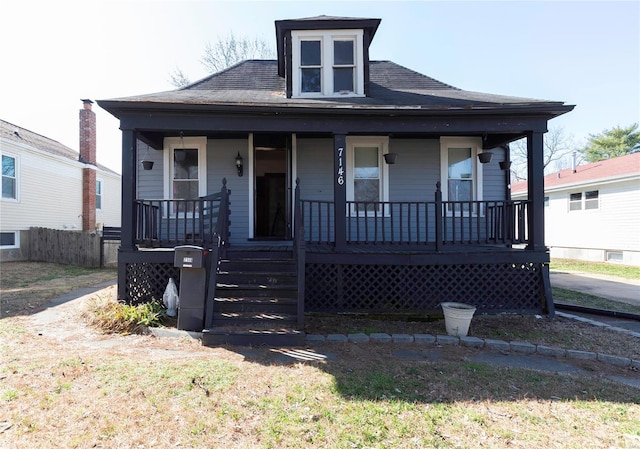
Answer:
xmin=174 ymin=245 xmax=208 ymax=331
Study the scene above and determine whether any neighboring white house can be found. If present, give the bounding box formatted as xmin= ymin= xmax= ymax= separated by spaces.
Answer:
xmin=0 ymin=100 xmax=121 ymax=262
xmin=511 ymin=152 xmax=640 ymax=266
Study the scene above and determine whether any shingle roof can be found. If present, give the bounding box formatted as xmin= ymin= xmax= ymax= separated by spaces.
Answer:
xmin=0 ymin=118 xmax=118 ymax=175
xmin=105 ymin=59 xmax=563 ymax=111
xmin=511 ymin=152 xmax=640 ymax=194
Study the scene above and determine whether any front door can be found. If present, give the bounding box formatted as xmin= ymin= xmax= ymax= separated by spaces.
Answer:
xmin=253 ymin=135 xmax=290 ymax=239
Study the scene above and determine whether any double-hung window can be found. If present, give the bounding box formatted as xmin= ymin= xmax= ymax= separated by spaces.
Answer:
xmin=2 ymin=154 xmax=17 ymax=201
xmin=440 ymin=137 xmax=483 ymax=214
xmin=300 ymin=40 xmax=322 ymax=93
xmin=346 ymin=136 xmax=389 ymax=215
xmin=333 ymin=40 xmax=355 ymax=93
xmin=163 ymin=136 xmax=207 ymax=215
xmin=292 ymin=30 xmax=363 ymax=98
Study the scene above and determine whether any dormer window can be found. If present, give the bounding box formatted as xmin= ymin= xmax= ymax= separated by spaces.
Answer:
xmin=292 ymin=30 xmax=364 ymax=98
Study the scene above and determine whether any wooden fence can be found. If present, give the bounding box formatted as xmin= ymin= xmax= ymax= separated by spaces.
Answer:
xmin=28 ymin=227 xmax=102 ymax=268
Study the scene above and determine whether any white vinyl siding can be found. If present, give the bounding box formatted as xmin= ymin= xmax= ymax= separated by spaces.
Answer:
xmin=95 ymin=172 xmax=121 ymax=227
xmin=522 ymin=178 xmax=640 ymax=265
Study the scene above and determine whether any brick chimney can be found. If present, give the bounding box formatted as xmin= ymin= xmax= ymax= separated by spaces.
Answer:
xmin=80 ymin=99 xmax=96 ymax=231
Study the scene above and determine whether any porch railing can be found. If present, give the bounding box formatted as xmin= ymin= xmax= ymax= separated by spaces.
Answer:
xmin=300 ymin=183 xmax=529 ymax=248
xmin=134 ymin=179 xmax=231 ymax=250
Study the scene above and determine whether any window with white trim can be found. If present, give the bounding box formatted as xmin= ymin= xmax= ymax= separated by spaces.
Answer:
xmin=439 ymin=137 xmax=483 ymax=214
xmin=0 ymin=231 xmax=18 ymax=248
xmin=96 ymin=179 xmax=103 ymax=210
xmin=346 ymin=136 xmax=389 ymax=215
xmin=569 ymin=190 xmax=599 ymax=211
xmin=163 ymin=136 xmax=207 ymax=215
xmin=292 ymin=29 xmax=364 ymax=98
xmin=2 ymin=154 xmax=18 ymax=201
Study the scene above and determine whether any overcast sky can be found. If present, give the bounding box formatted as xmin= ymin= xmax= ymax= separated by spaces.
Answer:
xmin=1 ymin=0 xmax=638 ymax=174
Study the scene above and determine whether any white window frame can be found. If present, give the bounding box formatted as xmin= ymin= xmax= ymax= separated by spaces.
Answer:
xmin=345 ymin=136 xmax=390 ymax=217
xmin=439 ymin=137 xmax=484 ymax=216
xmin=0 ymin=231 xmax=19 ymax=249
xmin=291 ymin=29 xmax=364 ymax=98
xmin=1 ymin=152 xmax=19 ymax=202
xmin=568 ymin=190 xmax=599 ymax=212
xmin=163 ymin=136 xmax=207 ymax=217
xmin=584 ymin=190 xmax=599 ymax=210
xmin=96 ymin=179 xmax=103 ymax=211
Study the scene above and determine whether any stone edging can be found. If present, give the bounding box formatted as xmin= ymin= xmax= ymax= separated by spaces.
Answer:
xmin=150 ymin=311 xmax=640 ymax=371
xmin=304 ymin=332 xmax=639 ymax=370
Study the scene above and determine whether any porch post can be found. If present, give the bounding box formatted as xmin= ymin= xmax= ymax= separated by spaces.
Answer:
xmin=120 ymin=128 xmax=137 ymax=251
xmin=526 ymin=131 xmax=545 ymax=251
xmin=333 ymin=133 xmax=347 ymax=251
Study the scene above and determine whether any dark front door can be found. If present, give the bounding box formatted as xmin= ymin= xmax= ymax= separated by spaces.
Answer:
xmin=254 ymin=136 xmax=290 ymax=239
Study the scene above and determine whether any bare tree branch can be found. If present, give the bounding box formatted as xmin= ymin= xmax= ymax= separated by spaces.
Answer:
xmin=169 ymin=67 xmax=191 ymax=88
xmin=201 ymin=32 xmax=275 ymax=73
xmin=509 ymin=127 xmax=577 ymax=180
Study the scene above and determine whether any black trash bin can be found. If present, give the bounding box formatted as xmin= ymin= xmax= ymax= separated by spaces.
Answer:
xmin=174 ymin=245 xmax=208 ymax=331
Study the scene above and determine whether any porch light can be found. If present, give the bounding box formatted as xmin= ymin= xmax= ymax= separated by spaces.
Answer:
xmin=478 ymin=152 xmax=493 ymax=164
xmin=235 ymin=152 xmax=244 ymax=177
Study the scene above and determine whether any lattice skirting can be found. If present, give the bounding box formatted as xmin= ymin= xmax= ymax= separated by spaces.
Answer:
xmin=122 ymin=259 xmax=547 ymax=313
xmin=305 ymin=262 xmax=546 ymax=314
xmin=123 ymin=262 xmax=180 ymax=305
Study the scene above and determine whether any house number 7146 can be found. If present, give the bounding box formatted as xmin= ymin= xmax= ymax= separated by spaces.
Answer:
xmin=336 ymin=147 xmax=344 ymax=185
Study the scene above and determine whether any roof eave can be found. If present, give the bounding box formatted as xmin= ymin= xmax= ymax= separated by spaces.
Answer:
xmin=97 ymin=98 xmax=574 ymax=120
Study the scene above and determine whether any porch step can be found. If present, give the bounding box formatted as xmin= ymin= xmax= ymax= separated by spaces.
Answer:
xmin=202 ymin=328 xmax=305 ymax=347
xmin=215 ymin=297 xmax=297 ymax=314
xmin=203 ymin=251 xmax=304 ymax=347
xmin=212 ymin=311 xmax=297 ymax=327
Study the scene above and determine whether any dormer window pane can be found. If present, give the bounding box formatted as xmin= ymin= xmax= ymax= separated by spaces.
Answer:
xmin=334 ymin=40 xmax=354 ymax=65
xmin=301 ymin=41 xmax=321 ymax=66
xmin=301 ymin=68 xmax=321 ymax=92
xmin=334 ymin=68 xmax=354 ymax=92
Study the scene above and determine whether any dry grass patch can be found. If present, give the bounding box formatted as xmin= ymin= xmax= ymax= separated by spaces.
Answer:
xmin=306 ymin=313 xmax=640 ymax=360
xmin=1 ymin=331 xmax=639 ymax=449
xmin=0 ymin=261 xmax=116 ymax=318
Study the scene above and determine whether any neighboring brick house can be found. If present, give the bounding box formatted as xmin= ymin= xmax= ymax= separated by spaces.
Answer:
xmin=512 ymin=152 xmax=640 ymax=266
xmin=0 ymin=100 xmax=121 ymax=262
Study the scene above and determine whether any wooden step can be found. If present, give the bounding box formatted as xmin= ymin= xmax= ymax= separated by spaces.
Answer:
xmin=202 ymin=327 xmax=305 ymax=347
xmin=211 ymin=311 xmax=297 ymax=327
xmin=216 ymin=284 xmax=298 ymax=299
xmin=216 ymin=271 xmax=296 ymax=285
xmin=220 ymin=259 xmax=296 ymax=272
xmin=214 ymin=297 xmax=297 ymax=314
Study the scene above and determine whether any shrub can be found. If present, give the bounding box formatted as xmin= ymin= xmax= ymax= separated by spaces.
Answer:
xmin=84 ymin=294 xmax=166 ymax=334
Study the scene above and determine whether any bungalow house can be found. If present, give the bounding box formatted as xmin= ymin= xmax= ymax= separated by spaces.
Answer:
xmin=1 ymin=100 xmax=121 ymax=263
xmin=511 ymin=152 xmax=640 ymax=266
xmin=98 ymin=15 xmax=574 ymax=345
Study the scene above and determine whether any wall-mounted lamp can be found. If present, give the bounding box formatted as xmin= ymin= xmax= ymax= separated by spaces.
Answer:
xmin=383 ymin=152 xmax=398 ymax=164
xmin=235 ymin=152 xmax=244 ymax=177
xmin=478 ymin=151 xmax=493 ymax=164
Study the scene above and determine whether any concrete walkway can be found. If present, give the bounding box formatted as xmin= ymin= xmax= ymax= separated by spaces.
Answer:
xmin=550 ymin=271 xmax=640 ymax=306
